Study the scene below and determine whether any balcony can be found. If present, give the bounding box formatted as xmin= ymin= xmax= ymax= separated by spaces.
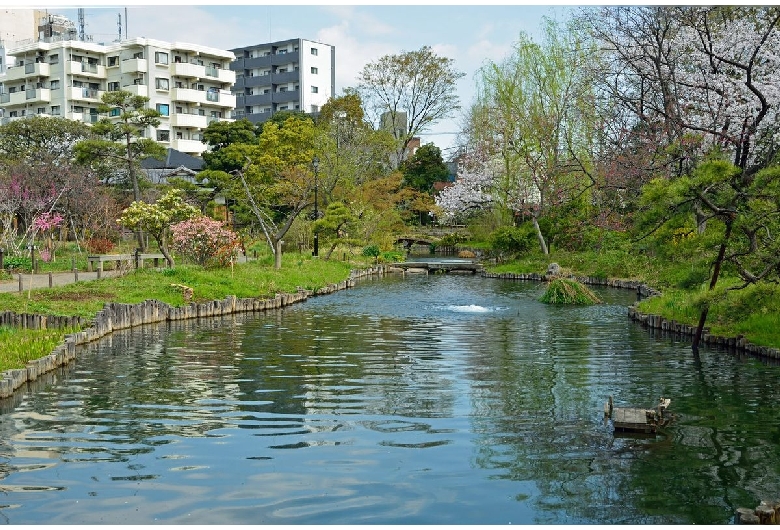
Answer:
xmin=121 ymin=58 xmax=148 ymax=73
xmin=170 ymin=87 xmax=202 ymax=104
xmin=79 ymin=62 xmax=106 ymax=78
xmin=25 ymin=88 xmax=51 ymax=103
xmin=122 ymin=84 xmax=148 ymax=97
xmin=170 ymin=113 xmax=208 ymax=128
xmin=171 ymin=61 xmax=205 ymax=78
xmin=2 ymin=62 xmax=50 ymax=82
xmin=68 ymin=86 xmax=102 ymax=102
xmin=204 ymin=66 xmax=235 ymax=84
xmin=2 ymin=91 xmax=27 ymax=106
xmin=70 ymin=112 xmax=100 ymax=124
xmin=171 ymin=138 xmax=206 ymax=155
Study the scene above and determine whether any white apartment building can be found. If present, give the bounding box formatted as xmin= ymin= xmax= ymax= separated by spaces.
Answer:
xmin=0 ymin=9 xmax=47 ymax=76
xmin=0 ymin=36 xmax=236 ymax=156
xmin=230 ymin=38 xmax=335 ymax=124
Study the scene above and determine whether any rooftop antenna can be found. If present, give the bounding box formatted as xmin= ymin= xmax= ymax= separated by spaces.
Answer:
xmin=117 ymin=12 xmax=122 ymax=41
xmin=77 ymin=8 xmax=85 ymax=41
xmin=125 ymin=8 xmax=128 ymax=40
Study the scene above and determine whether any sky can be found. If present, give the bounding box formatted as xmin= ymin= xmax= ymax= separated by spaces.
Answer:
xmin=12 ymin=2 xmax=575 ymax=159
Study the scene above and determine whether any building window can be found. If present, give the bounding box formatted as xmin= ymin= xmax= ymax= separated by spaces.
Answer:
xmin=156 ymin=103 xmax=170 ymax=116
xmin=155 ymin=78 xmax=169 ymax=90
xmin=279 ymin=86 xmax=288 ymax=93
xmin=157 ymin=130 xmax=170 ymax=142
xmin=51 ymin=106 xmax=60 ymax=115
xmin=37 ymin=107 xmax=45 ymax=114
xmin=311 ymin=47 xmax=318 ymax=56
xmin=109 ymin=108 xmax=121 ymax=117
xmin=279 ymin=105 xmax=288 ymax=110
xmin=133 ymin=78 xmax=144 ymax=85
xmin=49 ymin=54 xmax=59 ymax=64
xmin=311 ymin=86 xmax=318 ymax=94
xmin=9 ymin=111 xmax=17 ymax=118
xmin=108 ymin=81 xmax=119 ymax=91
xmin=133 ymin=51 xmax=143 ymax=59
xmin=311 ymin=67 xmax=318 ymax=74
xmin=50 ymin=80 xmax=60 ymax=90
xmin=107 ymin=56 xmax=118 ymax=67
xmin=278 ymin=68 xmax=286 ymax=73
xmin=155 ymin=51 xmax=169 ymax=65
xmin=277 ymin=49 xmax=287 ymax=54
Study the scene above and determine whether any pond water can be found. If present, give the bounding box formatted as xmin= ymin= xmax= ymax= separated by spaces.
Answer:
xmin=1 ymin=273 xmax=778 ymax=524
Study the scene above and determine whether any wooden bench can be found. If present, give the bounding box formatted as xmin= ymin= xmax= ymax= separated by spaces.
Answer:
xmin=87 ymin=253 xmax=166 ymax=272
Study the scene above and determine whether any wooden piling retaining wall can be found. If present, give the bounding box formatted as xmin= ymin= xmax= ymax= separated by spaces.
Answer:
xmin=482 ymin=271 xmax=780 ymax=362
xmin=0 ymin=266 xmax=385 ymax=399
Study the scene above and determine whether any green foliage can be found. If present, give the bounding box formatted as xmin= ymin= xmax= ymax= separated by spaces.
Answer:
xmin=438 ymin=232 xmax=468 ymax=247
xmin=540 ymin=278 xmax=602 ymax=305
xmin=74 ymin=90 xmax=165 ymax=200
xmin=362 ymin=245 xmax=380 ymax=258
xmin=118 ymin=189 xmax=199 ymax=265
xmin=0 ymin=326 xmax=80 ymax=371
xmin=3 ymin=255 xmax=32 ymax=272
xmin=489 ymin=225 xmax=536 ymax=254
xmin=400 ymin=143 xmax=449 ymax=192
xmin=380 ymin=250 xmax=405 ymax=263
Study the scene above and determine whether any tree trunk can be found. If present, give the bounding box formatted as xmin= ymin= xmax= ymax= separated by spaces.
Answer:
xmin=274 ymin=238 xmax=282 ymax=270
xmin=692 ymin=219 xmax=733 ymax=353
xmin=159 ymin=243 xmax=175 ymax=268
xmin=532 ymin=214 xmax=549 ymax=255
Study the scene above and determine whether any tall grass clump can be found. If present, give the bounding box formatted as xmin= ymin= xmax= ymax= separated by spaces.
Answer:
xmin=0 ymin=326 xmax=78 ymax=371
xmin=540 ymin=278 xmax=602 ymax=305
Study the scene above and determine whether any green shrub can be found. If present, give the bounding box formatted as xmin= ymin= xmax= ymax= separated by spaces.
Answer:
xmin=489 ymin=225 xmax=535 ymax=254
xmin=3 ymin=255 xmax=32 ymax=272
xmin=361 ymin=245 xmax=380 ymax=258
xmin=380 ymin=250 xmax=405 ymax=263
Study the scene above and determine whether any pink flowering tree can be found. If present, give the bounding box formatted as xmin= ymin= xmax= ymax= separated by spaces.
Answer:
xmin=170 ymin=216 xmax=241 ymax=268
xmin=31 ymin=211 xmax=65 ymax=262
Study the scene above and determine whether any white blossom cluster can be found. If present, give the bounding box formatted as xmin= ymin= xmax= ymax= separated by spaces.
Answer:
xmin=672 ymin=10 xmax=780 ymax=166
xmin=433 ymin=144 xmax=502 ymax=223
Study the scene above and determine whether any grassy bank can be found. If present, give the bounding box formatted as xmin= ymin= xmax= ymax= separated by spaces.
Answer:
xmin=488 ymin=249 xmax=780 ymax=349
xmin=0 ymin=254 xmax=365 ymax=372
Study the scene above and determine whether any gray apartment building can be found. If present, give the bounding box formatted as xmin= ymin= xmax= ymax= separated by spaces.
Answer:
xmin=229 ymin=38 xmax=335 ymax=124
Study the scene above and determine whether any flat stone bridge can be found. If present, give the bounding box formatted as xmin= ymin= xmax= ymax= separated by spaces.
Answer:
xmin=391 ymin=261 xmax=484 ymax=274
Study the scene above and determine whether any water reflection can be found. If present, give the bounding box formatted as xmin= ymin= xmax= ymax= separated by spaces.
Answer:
xmin=0 ymin=274 xmax=778 ymax=524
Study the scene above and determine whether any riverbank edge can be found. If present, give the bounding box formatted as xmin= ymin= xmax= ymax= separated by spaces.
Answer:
xmin=0 ymin=266 xmax=385 ymax=399
xmin=4 ymin=265 xmax=779 ymax=400
xmin=482 ymin=271 xmax=780 ymax=361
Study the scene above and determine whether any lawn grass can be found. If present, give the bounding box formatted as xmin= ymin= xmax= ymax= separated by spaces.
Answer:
xmin=0 ymin=252 xmax=370 ymax=372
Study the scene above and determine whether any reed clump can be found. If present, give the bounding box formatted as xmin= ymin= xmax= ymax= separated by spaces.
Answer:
xmin=540 ymin=278 xmax=602 ymax=305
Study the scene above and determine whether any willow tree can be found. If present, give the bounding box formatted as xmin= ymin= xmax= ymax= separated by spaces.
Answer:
xmin=357 ymin=46 xmax=464 ymax=168
xmin=471 ymin=18 xmax=599 ymax=254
